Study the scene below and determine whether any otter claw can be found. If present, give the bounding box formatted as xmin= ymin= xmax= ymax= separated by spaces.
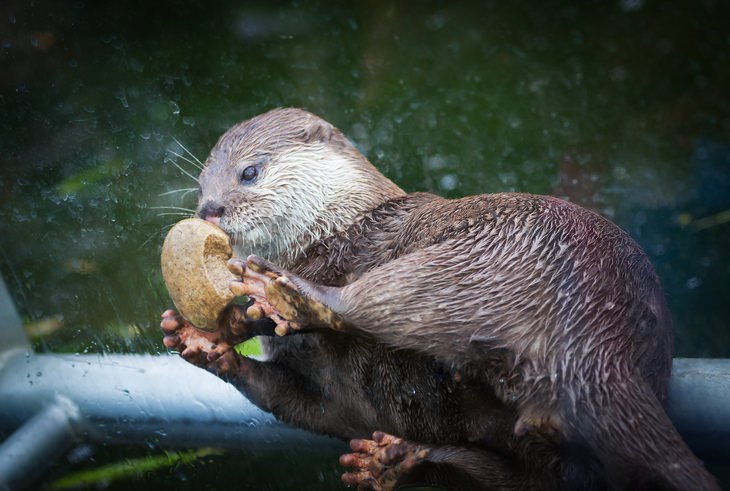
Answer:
xmin=227 ymin=257 xmax=245 ymax=276
xmin=245 ymin=303 xmax=264 ymax=321
xmin=246 ymin=254 xmax=277 ymax=274
xmin=229 ymin=279 xmax=250 ymax=297
xmin=273 ymin=320 xmax=295 ymax=336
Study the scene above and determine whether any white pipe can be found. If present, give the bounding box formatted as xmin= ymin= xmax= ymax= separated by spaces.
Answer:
xmin=0 ymin=352 xmax=342 ymax=450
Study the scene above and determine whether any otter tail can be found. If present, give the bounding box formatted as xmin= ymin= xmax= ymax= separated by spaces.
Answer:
xmin=564 ymin=372 xmax=719 ymax=490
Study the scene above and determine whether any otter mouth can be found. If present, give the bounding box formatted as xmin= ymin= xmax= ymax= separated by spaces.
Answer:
xmin=203 ymin=215 xmax=221 ymax=227
xmin=199 ymin=215 xmax=236 ymax=244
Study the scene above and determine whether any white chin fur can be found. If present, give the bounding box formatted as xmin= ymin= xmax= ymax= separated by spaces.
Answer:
xmin=228 ymin=224 xmax=275 ymax=259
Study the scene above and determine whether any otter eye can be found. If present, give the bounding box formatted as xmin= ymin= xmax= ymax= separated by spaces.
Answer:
xmin=241 ymin=165 xmax=259 ymax=183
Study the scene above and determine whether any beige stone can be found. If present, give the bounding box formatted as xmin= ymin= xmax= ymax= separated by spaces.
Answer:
xmin=161 ymin=218 xmax=236 ymax=330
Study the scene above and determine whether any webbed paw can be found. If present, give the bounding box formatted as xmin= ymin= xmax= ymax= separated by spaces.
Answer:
xmin=160 ymin=309 xmax=238 ymax=374
xmin=340 ymin=432 xmax=430 ymax=491
xmin=228 ymin=255 xmax=344 ymax=336
xmin=227 ymin=256 xmax=304 ymax=336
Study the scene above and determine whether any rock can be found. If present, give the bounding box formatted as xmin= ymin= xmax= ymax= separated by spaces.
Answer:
xmin=161 ymin=218 xmax=236 ymax=330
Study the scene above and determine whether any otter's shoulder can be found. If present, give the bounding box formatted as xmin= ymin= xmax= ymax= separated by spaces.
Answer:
xmin=427 ymin=192 xmax=620 ymax=233
xmin=399 ymin=192 xmax=569 ymax=242
xmin=396 ymin=192 xmax=640 ymax=266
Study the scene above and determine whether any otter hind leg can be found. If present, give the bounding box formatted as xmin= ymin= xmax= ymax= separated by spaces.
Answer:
xmin=340 ymin=432 xmax=429 ymax=491
xmin=340 ymin=431 xmax=541 ymax=491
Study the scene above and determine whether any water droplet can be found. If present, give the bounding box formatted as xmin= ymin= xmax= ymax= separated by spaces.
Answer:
xmin=440 ymin=174 xmax=457 ymax=191
xmin=686 ymin=277 xmax=701 ymax=289
xmin=508 ymin=114 xmax=522 ymax=128
xmin=610 ymin=66 xmax=627 ymax=83
xmin=169 ymin=101 xmax=180 ymax=117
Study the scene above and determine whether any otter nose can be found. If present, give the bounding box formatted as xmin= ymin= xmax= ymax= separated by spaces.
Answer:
xmin=198 ymin=201 xmax=225 ymax=225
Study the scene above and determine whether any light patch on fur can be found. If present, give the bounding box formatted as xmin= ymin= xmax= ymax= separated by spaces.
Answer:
xmin=223 ymin=143 xmax=400 ymax=267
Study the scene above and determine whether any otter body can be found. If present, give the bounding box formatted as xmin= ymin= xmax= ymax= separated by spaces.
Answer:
xmin=162 ymin=108 xmax=717 ymax=490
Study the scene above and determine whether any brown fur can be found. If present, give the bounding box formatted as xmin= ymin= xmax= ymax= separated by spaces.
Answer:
xmin=167 ymin=108 xmax=718 ymax=490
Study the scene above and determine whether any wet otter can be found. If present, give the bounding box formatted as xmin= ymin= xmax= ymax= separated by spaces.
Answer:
xmin=161 ymin=108 xmax=718 ymax=490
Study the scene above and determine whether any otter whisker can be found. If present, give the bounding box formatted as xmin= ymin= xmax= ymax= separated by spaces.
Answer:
xmin=156 ymin=212 xmax=194 ymax=218
xmin=165 ymin=154 xmax=200 ymax=183
xmin=168 ymin=149 xmax=204 ymax=172
xmin=151 ymin=206 xmax=196 ymax=212
xmin=159 ymin=187 xmax=198 ymax=197
xmin=258 ymin=216 xmax=278 ymax=261
xmin=138 ymin=222 xmax=175 ymax=251
xmin=172 ymin=137 xmax=205 ymax=168
xmin=252 ymin=216 xmax=268 ymax=257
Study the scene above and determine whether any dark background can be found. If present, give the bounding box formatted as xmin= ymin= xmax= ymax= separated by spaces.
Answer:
xmin=1 ymin=1 xmax=728 ymax=489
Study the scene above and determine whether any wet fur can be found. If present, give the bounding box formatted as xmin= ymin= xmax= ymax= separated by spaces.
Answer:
xmin=190 ymin=108 xmax=717 ymax=490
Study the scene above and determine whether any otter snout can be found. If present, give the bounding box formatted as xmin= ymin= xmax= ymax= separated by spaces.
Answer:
xmin=198 ymin=201 xmax=225 ymax=225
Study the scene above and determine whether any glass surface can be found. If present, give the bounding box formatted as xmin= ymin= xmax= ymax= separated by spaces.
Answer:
xmin=1 ymin=0 xmax=728 ymax=488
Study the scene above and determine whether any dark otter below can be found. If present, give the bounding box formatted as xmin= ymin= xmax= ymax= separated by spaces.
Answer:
xmin=161 ymin=108 xmax=718 ymax=490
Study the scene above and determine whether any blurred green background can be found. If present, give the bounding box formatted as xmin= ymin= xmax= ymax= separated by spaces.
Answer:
xmin=1 ymin=0 xmax=728 ymax=488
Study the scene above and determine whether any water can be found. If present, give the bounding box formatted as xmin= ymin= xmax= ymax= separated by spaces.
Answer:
xmin=1 ymin=0 xmax=728 ymax=488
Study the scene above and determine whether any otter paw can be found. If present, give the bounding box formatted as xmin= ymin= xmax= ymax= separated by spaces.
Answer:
xmin=513 ymin=410 xmax=563 ymax=442
xmin=160 ymin=309 xmax=235 ymax=374
xmin=340 ymin=432 xmax=430 ymax=491
xmin=228 ymin=256 xmax=308 ymax=336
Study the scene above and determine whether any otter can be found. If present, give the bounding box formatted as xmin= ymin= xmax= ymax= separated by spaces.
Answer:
xmin=161 ymin=108 xmax=718 ymax=490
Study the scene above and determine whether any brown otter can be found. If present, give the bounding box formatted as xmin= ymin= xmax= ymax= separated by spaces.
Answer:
xmin=161 ymin=108 xmax=718 ymax=490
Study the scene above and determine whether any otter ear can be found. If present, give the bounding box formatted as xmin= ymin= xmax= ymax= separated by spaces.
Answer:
xmin=303 ymin=120 xmax=334 ymax=144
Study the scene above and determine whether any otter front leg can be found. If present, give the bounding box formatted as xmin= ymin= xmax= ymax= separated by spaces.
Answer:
xmin=160 ymin=311 xmax=307 ymax=416
xmin=160 ymin=308 xmax=271 ymax=375
xmin=160 ymin=311 xmax=367 ymax=437
xmin=228 ymin=256 xmax=345 ymax=335
xmin=161 ymin=298 xmax=276 ymax=359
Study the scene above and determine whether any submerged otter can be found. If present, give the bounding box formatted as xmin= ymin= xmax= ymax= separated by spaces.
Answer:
xmin=161 ymin=108 xmax=718 ymax=490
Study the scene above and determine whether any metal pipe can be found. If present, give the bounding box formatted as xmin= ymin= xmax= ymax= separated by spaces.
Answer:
xmin=0 ymin=277 xmax=29 ymax=369
xmin=0 ymin=351 xmax=343 ymax=451
xmin=667 ymin=357 xmax=730 ymax=456
xmin=0 ymin=351 xmax=728 ymax=454
xmin=0 ymin=399 xmax=78 ymax=490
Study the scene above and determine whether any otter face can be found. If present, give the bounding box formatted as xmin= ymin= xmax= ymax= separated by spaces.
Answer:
xmin=196 ymin=108 xmax=403 ymax=266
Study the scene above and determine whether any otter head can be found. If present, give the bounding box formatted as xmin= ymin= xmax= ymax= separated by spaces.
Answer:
xmin=196 ymin=108 xmax=405 ymax=267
